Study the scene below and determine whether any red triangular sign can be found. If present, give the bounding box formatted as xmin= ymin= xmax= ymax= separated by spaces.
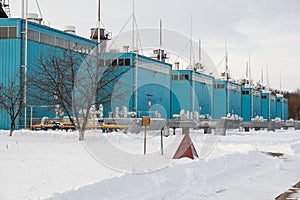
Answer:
xmin=173 ymin=132 xmax=198 ymax=159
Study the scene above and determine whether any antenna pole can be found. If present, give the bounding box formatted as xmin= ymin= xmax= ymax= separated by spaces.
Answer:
xmin=24 ymin=0 xmax=28 ymax=128
xmin=279 ymin=68 xmax=282 ymax=92
xmin=249 ymin=52 xmax=253 ymax=118
xmin=261 ymin=69 xmax=264 ymax=85
xmin=190 ymin=17 xmax=192 ymax=66
xmin=225 ymin=37 xmax=229 ymax=81
xmin=159 ymin=19 xmax=162 ymax=62
xmin=97 ymin=0 xmax=101 ymax=52
xmin=132 ymin=0 xmax=135 ymax=52
xmin=21 ymin=0 xmax=24 ymax=18
xmin=132 ymin=0 xmax=138 ymax=113
xmin=199 ymin=38 xmax=201 ymax=66
xmin=35 ymin=0 xmax=44 ymax=25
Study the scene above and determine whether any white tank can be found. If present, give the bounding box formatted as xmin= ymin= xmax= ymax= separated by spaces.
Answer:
xmin=26 ymin=13 xmax=42 ymax=24
xmin=64 ymin=26 xmax=76 ymax=34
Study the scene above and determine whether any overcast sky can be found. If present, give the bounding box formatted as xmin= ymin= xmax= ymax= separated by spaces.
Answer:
xmin=10 ymin=0 xmax=300 ymax=91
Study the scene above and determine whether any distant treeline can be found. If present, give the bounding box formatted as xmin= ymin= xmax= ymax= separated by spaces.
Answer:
xmin=284 ymin=90 xmax=300 ymax=120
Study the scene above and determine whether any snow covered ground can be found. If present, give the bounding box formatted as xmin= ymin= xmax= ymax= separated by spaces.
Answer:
xmin=1 ymin=128 xmax=300 ymax=200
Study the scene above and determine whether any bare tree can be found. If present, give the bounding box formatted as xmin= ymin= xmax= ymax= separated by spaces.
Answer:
xmin=28 ymin=47 xmax=131 ymax=140
xmin=0 ymin=75 xmax=23 ymax=136
xmin=28 ymin=49 xmax=80 ymax=127
xmin=72 ymin=51 xmax=102 ymax=140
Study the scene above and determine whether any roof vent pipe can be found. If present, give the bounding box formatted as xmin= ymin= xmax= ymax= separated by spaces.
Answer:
xmin=174 ymin=62 xmax=180 ymax=70
xmin=123 ymin=46 xmax=129 ymax=52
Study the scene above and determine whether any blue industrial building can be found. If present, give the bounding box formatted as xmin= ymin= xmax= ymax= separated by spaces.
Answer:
xmin=0 ymin=18 xmax=98 ymax=129
xmin=241 ymin=87 xmax=262 ymax=121
xmin=213 ymin=79 xmax=242 ymax=119
xmin=0 ymin=18 xmax=290 ymax=130
xmin=276 ymin=95 xmax=283 ymax=120
xmin=261 ymin=91 xmax=278 ymax=121
xmin=97 ymin=52 xmax=172 ymax=119
xmin=171 ymin=70 xmax=214 ymax=118
xmin=284 ymin=98 xmax=288 ymax=121
xmin=269 ymin=93 xmax=277 ymax=120
xmin=276 ymin=95 xmax=288 ymax=121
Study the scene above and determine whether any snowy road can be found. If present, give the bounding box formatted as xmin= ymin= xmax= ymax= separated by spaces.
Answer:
xmin=1 ymin=129 xmax=300 ymax=199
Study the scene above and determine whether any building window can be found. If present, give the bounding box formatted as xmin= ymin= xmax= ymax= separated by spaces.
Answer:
xmin=214 ymin=84 xmax=225 ymax=89
xmin=242 ymin=91 xmax=250 ymax=95
xmin=178 ymin=74 xmax=189 ymax=80
xmin=99 ymin=59 xmax=105 ymax=67
xmin=105 ymin=59 xmax=112 ymax=66
xmin=118 ymin=59 xmax=124 ymax=66
xmin=8 ymin=27 xmax=17 ymax=38
xmin=172 ymin=75 xmax=179 ymax=80
xmin=111 ymin=59 xmax=118 ymax=66
xmin=125 ymin=58 xmax=131 ymax=66
xmin=0 ymin=26 xmax=17 ymax=39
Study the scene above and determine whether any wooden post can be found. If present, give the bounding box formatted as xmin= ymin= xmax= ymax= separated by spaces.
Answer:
xmin=142 ymin=117 xmax=150 ymax=155
xmin=144 ymin=126 xmax=147 ymax=155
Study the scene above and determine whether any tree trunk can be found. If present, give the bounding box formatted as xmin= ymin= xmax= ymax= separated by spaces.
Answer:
xmin=9 ymin=120 xmax=15 ymax=137
xmin=79 ymin=129 xmax=85 ymax=141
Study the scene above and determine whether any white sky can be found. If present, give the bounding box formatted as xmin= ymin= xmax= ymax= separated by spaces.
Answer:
xmin=9 ymin=0 xmax=300 ymax=91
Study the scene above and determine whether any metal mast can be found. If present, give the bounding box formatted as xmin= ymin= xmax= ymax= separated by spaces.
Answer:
xmin=198 ymin=38 xmax=201 ymax=70
xmin=23 ymin=0 xmax=28 ymax=128
xmin=132 ymin=0 xmax=138 ymax=114
xmin=21 ymin=0 xmax=24 ymax=18
xmin=249 ymin=53 xmax=253 ymax=118
xmin=98 ymin=0 xmax=101 ymax=52
xmin=159 ymin=19 xmax=162 ymax=62
xmin=225 ymin=37 xmax=230 ymax=115
xmin=190 ymin=17 xmax=195 ymax=115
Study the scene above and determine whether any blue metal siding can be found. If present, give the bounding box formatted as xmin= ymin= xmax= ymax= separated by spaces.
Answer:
xmin=171 ymin=70 xmax=192 ymax=117
xmin=194 ymin=81 xmax=213 ymax=117
xmin=214 ymin=80 xmax=242 ymax=119
xmin=270 ymin=94 xmax=277 ymax=120
xmin=253 ymin=90 xmax=262 ymax=118
xmin=261 ymin=93 xmax=269 ymax=121
xmin=242 ymin=88 xmax=262 ymax=121
xmin=137 ymin=68 xmax=171 ymax=118
xmin=242 ymin=88 xmax=251 ymax=121
xmin=171 ymin=79 xmax=191 ymax=116
xmin=276 ymin=96 xmax=283 ymax=119
xmin=213 ymin=80 xmax=226 ymax=119
xmin=0 ymin=38 xmax=22 ymax=129
xmin=229 ymin=88 xmax=242 ymax=117
xmin=0 ymin=18 xmax=98 ymax=129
